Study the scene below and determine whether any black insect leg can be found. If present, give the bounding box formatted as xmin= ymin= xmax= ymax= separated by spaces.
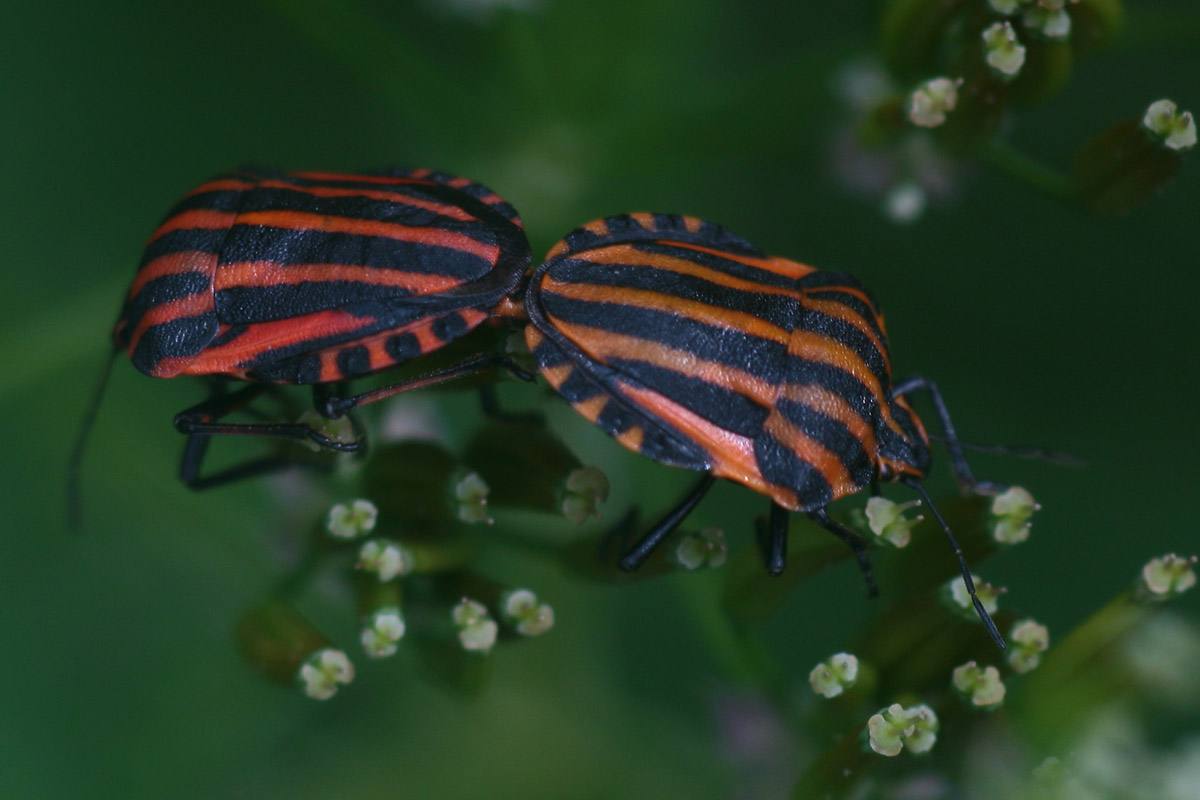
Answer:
xmin=902 ymin=477 xmax=1006 ymax=650
xmin=477 ymin=384 xmax=543 ymax=425
xmin=316 ymin=353 xmax=535 ymax=418
xmin=618 ymin=474 xmax=716 ymax=571
xmin=178 ymin=435 xmax=337 ymax=490
xmin=807 ymin=508 xmax=879 ymax=597
xmin=891 ymin=375 xmax=1003 ymax=494
xmin=756 ymin=503 xmax=789 ymax=577
xmin=174 ymin=383 xmax=362 ymax=489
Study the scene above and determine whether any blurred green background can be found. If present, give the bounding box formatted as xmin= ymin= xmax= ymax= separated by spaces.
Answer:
xmin=2 ymin=1 xmax=1197 ymax=798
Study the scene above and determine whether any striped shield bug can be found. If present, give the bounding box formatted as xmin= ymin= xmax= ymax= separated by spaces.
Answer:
xmin=522 ymin=213 xmax=1009 ymax=646
xmin=70 ymin=167 xmax=533 ymax=514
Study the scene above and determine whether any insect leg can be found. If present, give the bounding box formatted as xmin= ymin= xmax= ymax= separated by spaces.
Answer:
xmin=890 ymin=375 xmax=1003 ymax=494
xmin=806 ymin=508 xmax=879 ymax=597
xmin=618 ymin=474 xmax=716 ymax=571
xmin=477 ymin=384 xmax=543 ymax=425
xmin=902 ymin=478 xmax=1006 ymax=650
xmin=316 ymin=353 xmax=535 ymax=419
xmin=174 ymin=383 xmax=362 ymax=489
xmin=758 ymin=503 xmax=789 ymax=576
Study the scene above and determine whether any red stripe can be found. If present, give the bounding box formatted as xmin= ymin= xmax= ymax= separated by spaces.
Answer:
xmin=234 ymin=210 xmax=500 ymax=262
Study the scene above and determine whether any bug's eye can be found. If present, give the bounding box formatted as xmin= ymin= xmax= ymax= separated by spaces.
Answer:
xmin=878 ymin=464 xmax=893 ymax=481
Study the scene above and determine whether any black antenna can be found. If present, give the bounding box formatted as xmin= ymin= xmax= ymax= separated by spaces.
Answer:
xmin=927 ymin=435 xmax=1086 ymax=468
xmin=902 ymin=477 xmax=1005 ymax=650
xmin=67 ymin=345 xmax=120 ymax=529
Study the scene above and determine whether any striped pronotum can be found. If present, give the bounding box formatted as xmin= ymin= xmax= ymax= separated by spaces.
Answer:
xmin=114 ymin=167 xmax=530 ymax=384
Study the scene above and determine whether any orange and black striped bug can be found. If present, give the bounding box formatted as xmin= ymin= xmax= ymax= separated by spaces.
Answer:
xmin=69 ymin=167 xmax=533 ymax=515
xmin=520 ymin=213 xmax=1008 ymax=647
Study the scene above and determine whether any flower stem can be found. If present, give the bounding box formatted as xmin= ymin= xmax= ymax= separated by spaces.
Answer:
xmin=980 ymin=139 xmax=1077 ymax=203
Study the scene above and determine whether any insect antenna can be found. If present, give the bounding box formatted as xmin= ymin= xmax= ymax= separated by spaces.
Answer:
xmin=67 ymin=344 xmax=120 ymax=529
xmin=901 ymin=477 xmax=1006 ymax=650
xmin=928 ymin=435 xmax=1086 ymax=468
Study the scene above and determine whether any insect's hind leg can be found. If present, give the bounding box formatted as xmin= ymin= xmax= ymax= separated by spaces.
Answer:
xmin=618 ymin=474 xmax=716 ymax=571
xmin=174 ymin=382 xmax=362 ymax=490
xmin=807 ymin=508 xmax=879 ymax=597
xmin=756 ymin=503 xmax=789 ymax=576
xmin=314 ymin=353 xmax=535 ymax=419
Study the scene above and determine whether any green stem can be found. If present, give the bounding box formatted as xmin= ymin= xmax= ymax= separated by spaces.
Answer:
xmin=980 ymin=139 xmax=1077 ymax=203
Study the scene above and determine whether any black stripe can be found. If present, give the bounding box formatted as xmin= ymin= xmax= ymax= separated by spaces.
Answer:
xmin=130 ymin=314 xmax=219 ymax=375
xmin=385 ymin=332 xmax=422 ymax=363
xmin=595 ymin=400 xmax=635 ymax=436
xmin=558 ymin=367 xmax=603 ymax=405
xmin=606 ymin=358 xmax=769 ymax=438
xmin=209 ymin=324 xmax=247 ymax=348
xmin=531 ymin=338 xmax=570 ymax=369
xmin=754 ymin=431 xmax=833 ymax=509
xmin=798 ymin=308 xmax=891 ymax=388
xmin=121 ymin=271 xmax=211 ymax=334
xmin=248 ymin=353 xmax=321 ymax=384
xmin=236 ymin=187 xmax=503 ymax=243
xmin=540 ymin=291 xmax=903 ymax=459
xmin=805 ymin=289 xmax=887 ymax=346
xmin=547 ymin=259 xmax=802 ymax=331
xmin=537 ymin=293 xmax=789 ymax=384
xmin=629 ymin=242 xmax=802 ymax=291
xmin=140 ymin=229 xmax=227 ymax=265
xmin=215 ymin=281 xmax=415 ymax=324
xmin=879 ymin=399 xmax=932 ymax=473
xmin=776 ymin=398 xmax=874 ymax=487
xmin=337 ymin=345 xmax=371 ymax=378
xmin=160 ymin=189 xmax=245 ymax=217
xmin=217 ymin=225 xmax=494 ymax=279
xmin=431 ymin=312 xmax=468 ymax=342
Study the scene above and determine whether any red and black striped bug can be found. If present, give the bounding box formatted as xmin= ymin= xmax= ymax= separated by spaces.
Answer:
xmin=70 ymin=167 xmax=532 ymax=512
xmin=521 ymin=213 xmax=1008 ymax=646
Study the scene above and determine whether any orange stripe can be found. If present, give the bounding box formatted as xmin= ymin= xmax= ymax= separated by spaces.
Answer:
xmin=804 ymin=296 xmax=890 ymax=371
xmin=233 ymin=210 xmax=500 ymax=263
xmin=629 ymin=212 xmax=655 ymax=230
xmin=128 ymin=251 xmax=217 ymax=299
xmin=615 ymin=380 xmax=783 ymax=499
xmin=539 ymin=364 xmax=571 ymax=390
xmin=582 ymin=244 xmax=808 ymax=301
xmin=255 ymin=179 xmax=476 ymax=221
xmin=665 ymin=242 xmax=818 ymax=282
xmin=573 ymin=395 xmax=607 ymax=423
xmin=763 ymin=408 xmax=857 ymax=504
xmin=616 ymin=426 xmax=645 ymax=451
xmin=126 ymin=293 xmax=215 ymax=356
xmin=180 ymin=309 xmax=376 ymax=375
xmin=183 ymin=178 xmax=253 ymax=197
xmin=781 ymin=382 xmax=877 ymax=460
xmin=547 ymin=321 xmax=777 ymax=409
xmin=541 ymin=278 xmax=790 ymax=345
xmin=289 ymin=171 xmax=429 ymax=185
xmin=148 ymin=209 xmax=237 ymax=242
xmin=215 ymin=261 xmax=463 ymax=295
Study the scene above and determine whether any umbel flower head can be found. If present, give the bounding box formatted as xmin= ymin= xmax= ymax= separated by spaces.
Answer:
xmin=952 ymin=661 xmax=1007 ymax=708
xmin=1009 ymin=618 xmax=1051 ymax=673
xmin=1138 ymin=554 xmax=1198 ymax=602
xmin=297 ymin=649 xmax=355 ymax=701
xmin=809 ymin=653 xmax=860 ymax=698
xmin=865 ymin=704 xmax=939 ymax=757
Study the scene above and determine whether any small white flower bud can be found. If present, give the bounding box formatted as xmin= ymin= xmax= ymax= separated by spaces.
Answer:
xmin=809 ymin=653 xmax=860 ymax=698
xmin=297 ymin=649 xmax=355 ymax=700
xmin=982 ymin=22 xmax=1026 ymax=77
xmin=326 ymin=499 xmax=378 ymax=540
